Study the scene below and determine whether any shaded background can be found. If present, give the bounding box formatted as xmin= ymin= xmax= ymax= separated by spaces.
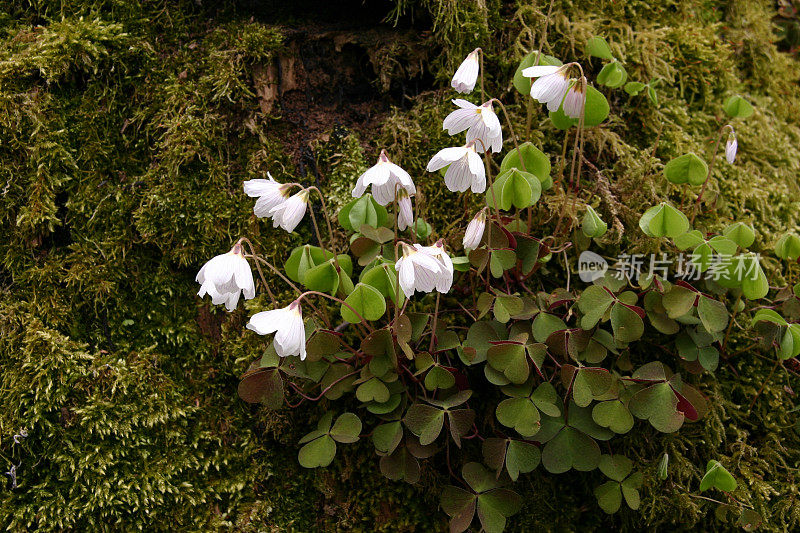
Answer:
xmin=1 ymin=0 xmax=799 ymax=530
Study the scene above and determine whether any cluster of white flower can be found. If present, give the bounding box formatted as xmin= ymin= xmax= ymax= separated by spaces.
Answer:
xmin=243 ymin=173 xmax=310 ymax=232
xmin=522 ymin=64 xmax=585 ymax=118
xmin=194 ymin=46 xmax=591 ymax=362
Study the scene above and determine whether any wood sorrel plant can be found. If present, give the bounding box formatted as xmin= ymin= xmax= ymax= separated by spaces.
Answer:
xmin=194 ymin=37 xmax=787 ymax=531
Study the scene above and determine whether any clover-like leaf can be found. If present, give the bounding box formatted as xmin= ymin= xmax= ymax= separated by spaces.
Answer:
xmin=582 ymin=205 xmax=608 ymax=238
xmin=597 ymin=60 xmax=627 ymax=88
xmin=541 ymin=426 xmax=601 ymax=473
xmin=500 ymin=142 xmax=551 ymax=188
xmin=341 ymin=282 xmax=387 ymax=322
xmin=380 ymin=444 xmax=421 ymax=483
xmin=723 ymin=95 xmax=754 ymax=118
xmin=373 ymin=421 xmax=403 ymax=455
xmin=723 ymin=222 xmax=755 ymax=249
xmin=775 ymin=233 xmax=800 ymax=261
xmin=586 ymin=36 xmax=613 ymax=59
xmin=592 ymin=399 xmax=634 ymax=434
xmin=664 ymin=153 xmax=708 ymax=186
xmin=238 ymin=368 xmax=284 ymax=408
xmin=700 ymin=460 xmax=738 ymax=492
xmin=610 ymin=302 xmax=644 ymax=343
xmin=404 ymin=403 xmax=445 ymax=445
xmin=639 ymin=203 xmax=690 ymax=238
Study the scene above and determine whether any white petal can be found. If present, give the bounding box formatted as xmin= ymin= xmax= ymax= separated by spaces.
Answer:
xmin=444 ymin=156 xmax=472 ymax=192
xmin=427 ymin=146 xmax=468 ymax=171
xmin=443 ymin=108 xmax=479 ymax=135
xmin=521 ymin=65 xmax=561 ymax=78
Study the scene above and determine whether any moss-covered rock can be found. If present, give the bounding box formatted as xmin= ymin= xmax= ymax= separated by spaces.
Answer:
xmin=1 ymin=0 xmax=799 ymax=530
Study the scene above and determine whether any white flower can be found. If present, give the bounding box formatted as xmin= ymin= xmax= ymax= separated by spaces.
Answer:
xmin=397 ymin=188 xmax=414 ymax=231
xmin=726 ymin=133 xmax=738 ymax=164
xmin=561 ymin=81 xmax=585 ymax=119
xmin=352 ymin=150 xmax=416 ymax=206
xmin=243 ymin=173 xmax=292 ymax=218
xmin=196 ymin=243 xmax=255 ymax=312
xmin=451 ymin=48 xmax=480 ymax=94
xmin=269 ymin=189 xmax=309 ymax=232
xmin=395 ymin=243 xmax=446 ymax=298
xmin=522 ymin=65 xmax=571 ymax=112
xmin=442 ymin=99 xmax=503 ymax=153
xmin=420 ymin=241 xmax=454 ymax=293
xmin=426 ymin=144 xmax=486 ymax=193
xmin=463 ymin=210 xmax=486 ymax=250
xmin=247 ymin=300 xmax=307 ymax=360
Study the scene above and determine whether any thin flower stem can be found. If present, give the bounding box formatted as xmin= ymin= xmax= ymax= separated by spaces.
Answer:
xmin=289 ymin=368 xmax=360 ymax=402
xmin=242 ymin=249 xmax=332 ymax=328
xmin=299 ymin=290 xmax=376 ymax=333
xmin=307 ymin=186 xmax=341 ymax=271
xmin=491 ymin=99 xmax=526 ymax=173
xmin=237 ymin=238 xmax=276 ymax=304
xmin=691 ymin=124 xmax=733 ymax=224
xmin=429 ymin=292 xmax=441 ymax=353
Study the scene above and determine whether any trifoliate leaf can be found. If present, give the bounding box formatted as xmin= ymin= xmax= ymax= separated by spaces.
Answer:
xmin=664 ymin=153 xmax=708 ymax=186
xmin=723 ymin=95 xmax=754 ymax=118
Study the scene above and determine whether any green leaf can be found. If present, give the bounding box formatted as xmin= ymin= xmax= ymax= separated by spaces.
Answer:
xmin=532 ymin=313 xmax=567 ymax=343
xmin=541 ymin=426 xmax=601 ymax=473
xmin=776 ymin=233 xmax=800 ymax=261
xmin=657 ymin=453 xmax=669 ymax=480
xmin=639 ymin=203 xmax=690 ymax=238
xmin=356 ymin=377 xmax=390 ymax=403
xmin=380 ymin=447 xmax=421 ymax=483
xmin=594 ymin=481 xmax=622 ymax=514
xmin=494 ymin=294 xmax=524 ymax=324
xmin=477 ymin=488 xmax=522 ymax=533
xmin=624 ymin=81 xmax=646 ymax=95
xmin=506 ymin=440 xmax=541 ymax=481
xmin=740 ymin=254 xmax=769 ymax=300
xmin=496 ymin=397 xmax=541 ymax=437
xmin=373 ymin=422 xmax=403 ymax=454
xmin=697 ymin=296 xmax=728 ymax=333
xmin=700 ymin=460 xmax=738 ymax=492
xmin=304 ymin=260 xmax=339 ymax=295
xmin=404 ymin=404 xmax=445 ymax=445
xmin=662 ymin=285 xmax=697 ymax=318
xmin=586 ymin=36 xmax=613 ymax=59
xmin=610 ymin=302 xmax=644 ymax=343
xmin=341 ymin=283 xmax=386 ymax=323
xmin=424 ymin=365 xmax=456 ymax=391
xmin=489 ymin=249 xmax=516 ymax=278
xmin=582 ymin=205 xmax=607 ymax=238
xmin=330 ymin=413 xmax=362 ymax=443
xmin=629 ymin=381 xmax=684 ymax=433
xmin=599 ymin=454 xmax=633 ymax=482
xmin=361 ymin=263 xmax=404 ymax=305
xmin=723 ymin=95 xmax=754 ymax=118
xmin=578 ymin=285 xmax=615 ymax=329
xmin=339 ymin=194 xmax=387 ymax=231
xmin=298 ymin=434 xmax=336 ymax=468
xmin=597 ymin=61 xmax=627 ymax=88
xmin=488 ymin=343 xmax=529 ymax=384
xmin=237 ymin=368 xmax=284 ymax=408
xmin=592 ymin=400 xmax=634 ymax=434
xmin=664 ymin=153 xmax=708 ymax=186
xmin=723 ymin=222 xmax=755 ymax=248
xmin=549 ymin=85 xmax=609 ymax=128
xmin=647 ymin=85 xmax=658 ymax=105
xmin=500 ymin=142 xmax=551 ymax=187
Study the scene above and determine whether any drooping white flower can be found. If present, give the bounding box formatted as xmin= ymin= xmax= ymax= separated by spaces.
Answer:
xmin=396 ymin=188 xmax=414 ymax=231
xmin=442 ymin=99 xmax=503 ymax=153
xmin=243 ymin=173 xmax=293 ymax=218
xmin=419 ymin=240 xmax=454 ymax=293
xmin=352 ymin=150 xmax=416 ymax=206
xmin=561 ymin=80 xmax=585 ymax=119
xmin=522 ymin=65 xmax=571 ymax=112
xmin=726 ymin=132 xmax=738 ymax=164
xmin=247 ymin=300 xmax=306 ymax=360
xmin=269 ymin=189 xmax=309 ymax=232
xmin=451 ymin=48 xmax=480 ymax=94
xmin=395 ymin=243 xmax=446 ymax=298
xmin=463 ymin=210 xmax=486 ymax=250
xmin=426 ymin=144 xmax=486 ymax=193
xmin=196 ymin=243 xmax=255 ymax=312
